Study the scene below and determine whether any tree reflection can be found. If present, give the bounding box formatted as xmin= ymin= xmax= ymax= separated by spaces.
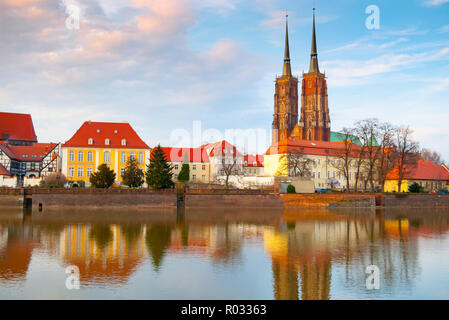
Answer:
xmin=145 ymin=224 xmax=172 ymax=271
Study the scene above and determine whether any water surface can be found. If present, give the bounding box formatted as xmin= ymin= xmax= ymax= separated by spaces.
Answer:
xmin=1 ymin=207 xmax=448 ymax=299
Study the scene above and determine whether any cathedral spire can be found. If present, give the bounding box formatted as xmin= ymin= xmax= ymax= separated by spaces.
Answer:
xmin=282 ymin=14 xmax=292 ymax=77
xmin=308 ymin=8 xmax=320 ymax=73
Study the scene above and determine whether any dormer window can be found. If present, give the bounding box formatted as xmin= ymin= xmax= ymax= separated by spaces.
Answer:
xmin=97 ymin=129 xmax=100 ymax=133
xmin=121 ymin=139 xmax=126 ymax=146
xmin=105 ymin=138 xmax=110 ymax=145
xmin=88 ymin=138 xmax=93 ymax=145
xmin=253 ymin=161 xmax=257 ymax=166
xmin=114 ymin=130 xmax=118 ymax=134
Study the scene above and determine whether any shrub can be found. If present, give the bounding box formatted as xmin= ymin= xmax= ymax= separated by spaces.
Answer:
xmin=40 ymin=172 xmax=67 ymax=188
xmin=287 ymin=184 xmax=296 ymax=194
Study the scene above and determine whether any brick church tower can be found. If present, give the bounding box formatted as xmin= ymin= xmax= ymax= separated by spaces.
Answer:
xmin=272 ymin=16 xmax=299 ymax=144
xmin=298 ymin=9 xmax=331 ymax=141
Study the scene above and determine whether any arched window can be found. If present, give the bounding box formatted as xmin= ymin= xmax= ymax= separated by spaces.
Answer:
xmin=104 ymin=151 xmax=110 ymax=163
xmin=78 ymin=151 xmax=84 ymax=162
xmin=69 ymin=151 xmax=75 ymax=162
xmin=105 ymin=139 xmax=110 ymax=145
xmin=130 ymin=152 xmax=135 ymax=161
xmin=121 ymin=139 xmax=126 ymax=146
xmin=88 ymin=138 xmax=93 ymax=145
xmin=87 ymin=151 xmax=93 ymax=162
xmin=121 ymin=152 xmax=126 ymax=163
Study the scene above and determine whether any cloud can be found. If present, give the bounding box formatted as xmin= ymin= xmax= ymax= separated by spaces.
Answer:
xmin=0 ymin=0 xmax=263 ymax=144
xmin=437 ymin=25 xmax=449 ymax=33
xmin=323 ymin=46 xmax=449 ymax=86
xmin=424 ymin=0 xmax=449 ymax=6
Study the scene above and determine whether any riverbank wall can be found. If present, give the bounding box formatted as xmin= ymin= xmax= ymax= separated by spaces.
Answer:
xmin=1 ymin=188 xmax=449 ymax=210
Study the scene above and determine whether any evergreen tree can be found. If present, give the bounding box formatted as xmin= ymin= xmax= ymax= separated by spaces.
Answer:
xmin=146 ymin=145 xmax=174 ymax=189
xmin=408 ymin=182 xmax=423 ymax=193
xmin=177 ymin=163 xmax=190 ymax=182
xmin=89 ymin=163 xmax=116 ymax=188
xmin=122 ymin=157 xmax=144 ymax=188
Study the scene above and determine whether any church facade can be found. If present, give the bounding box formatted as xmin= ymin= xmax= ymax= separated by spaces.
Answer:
xmin=272 ymin=12 xmax=330 ymax=145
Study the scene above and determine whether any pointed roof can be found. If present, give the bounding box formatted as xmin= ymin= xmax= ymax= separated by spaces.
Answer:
xmin=308 ymin=8 xmax=320 ymax=73
xmin=0 ymin=112 xmax=37 ymax=143
xmin=282 ymin=14 xmax=292 ymax=77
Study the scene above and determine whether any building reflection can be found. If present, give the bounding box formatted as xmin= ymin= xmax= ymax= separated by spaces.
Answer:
xmin=0 ymin=208 xmax=448 ymax=298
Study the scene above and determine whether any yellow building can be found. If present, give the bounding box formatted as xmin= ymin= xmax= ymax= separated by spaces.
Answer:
xmin=62 ymin=121 xmax=150 ymax=186
xmin=384 ymin=160 xmax=449 ymax=193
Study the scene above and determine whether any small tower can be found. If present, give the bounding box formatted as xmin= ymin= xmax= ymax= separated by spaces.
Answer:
xmin=272 ymin=14 xmax=299 ymax=144
xmin=298 ymin=9 xmax=331 ymax=141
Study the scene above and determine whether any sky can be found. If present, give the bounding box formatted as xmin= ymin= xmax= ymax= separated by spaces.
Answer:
xmin=0 ymin=0 xmax=448 ymax=159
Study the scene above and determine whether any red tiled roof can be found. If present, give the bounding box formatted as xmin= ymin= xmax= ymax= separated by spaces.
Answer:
xmin=386 ymin=160 xmax=449 ymax=181
xmin=0 ymin=163 xmax=10 ymax=176
xmin=62 ymin=121 xmax=149 ymax=149
xmin=244 ymin=154 xmax=264 ymax=167
xmin=0 ymin=143 xmax=58 ymax=162
xmin=201 ymin=140 xmax=243 ymax=157
xmin=0 ymin=112 xmax=37 ymax=142
xmin=160 ymin=147 xmax=210 ymax=163
xmin=265 ymin=138 xmax=365 ymax=157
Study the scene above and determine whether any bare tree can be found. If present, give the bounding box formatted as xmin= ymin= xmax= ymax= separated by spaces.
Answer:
xmin=217 ymin=146 xmax=243 ymax=188
xmin=375 ymin=122 xmax=397 ymax=191
xmin=421 ymin=148 xmax=444 ymax=165
xmin=355 ymin=118 xmax=380 ymax=192
xmin=394 ymin=126 xmax=420 ymax=192
xmin=331 ymin=127 xmax=356 ymax=192
xmin=287 ymin=148 xmax=313 ymax=178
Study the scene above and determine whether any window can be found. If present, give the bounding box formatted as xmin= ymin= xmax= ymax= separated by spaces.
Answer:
xmin=121 ymin=139 xmax=126 ymax=146
xmin=86 ymin=167 xmax=92 ymax=178
xmin=121 ymin=152 xmax=126 ymax=163
xmin=318 ymin=159 xmax=321 ymax=165
xmin=202 ymin=165 xmax=206 ymax=170
xmin=318 ymin=172 xmax=321 ymax=179
xmin=192 ymin=165 xmax=196 ymax=170
xmin=138 ymin=152 xmax=144 ymax=163
xmin=68 ymin=167 xmax=74 ymax=177
xmin=97 ymin=129 xmax=100 ymax=133
xmin=87 ymin=151 xmax=93 ymax=162
xmin=104 ymin=151 xmax=110 ymax=163
xmin=78 ymin=151 xmax=84 ymax=162
xmin=174 ymin=164 xmax=179 ymax=170
xmin=253 ymin=161 xmax=257 ymax=166
xmin=244 ymin=161 xmax=248 ymax=166
xmin=192 ymin=174 xmax=196 ymax=180
xmin=88 ymin=138 xmax=93 ymax=145
xmin=327 ymin=171 xmax=330 ymax=178
xmin=312 ymin=172 xmax=315 ymax=178
xmin=120 ymin=168 xmax=125 ymax=177
xmin=105 ymin=139 xmax=110 ymax=145
xmin=77 ymin=167 xmax=83 ymax=177
xmin=202 ymin=175 xmax=205 ymax=181
xmin=129 ymin=152 xmax=135 ymax=161
xmin=308 ymin=79 xmax=312 ymax=88
xmin=69 ymin=151 xmax=75 ymax=162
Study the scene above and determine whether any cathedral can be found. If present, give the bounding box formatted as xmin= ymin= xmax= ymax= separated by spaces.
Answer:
xmin=272 ymin=10 xmax=331 ymax=144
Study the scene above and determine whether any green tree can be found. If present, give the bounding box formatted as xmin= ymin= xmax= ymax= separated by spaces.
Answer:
xmin=177 ymin=163 xmax=190 ymax=182
xmin=146 ymin=145 xmax=174 ymax=189
xmin=89 ymin=163 xmax=116 ymax=188
xmin=408 ymin=182 xmax=423 ymax=193
xmin=287 ymin=184 xmax=296 ymax=194
xmin=122 ymin=157 xmax=144 ymax=187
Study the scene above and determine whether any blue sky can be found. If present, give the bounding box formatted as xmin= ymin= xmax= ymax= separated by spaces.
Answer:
xmin=0 ymin=0 xmax=448 ymax=159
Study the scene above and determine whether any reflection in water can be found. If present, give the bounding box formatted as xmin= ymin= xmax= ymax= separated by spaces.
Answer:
xmin=0 ymin=207 xmax=449 ymax=299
